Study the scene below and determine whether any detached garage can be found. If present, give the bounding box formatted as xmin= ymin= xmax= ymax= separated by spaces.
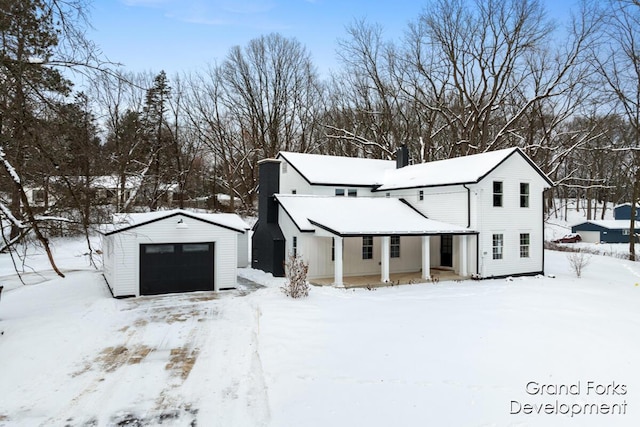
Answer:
xmin=101 ymin=209 xmax=249 ymax=297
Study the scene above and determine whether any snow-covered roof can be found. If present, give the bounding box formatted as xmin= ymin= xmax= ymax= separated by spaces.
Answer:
xmin=278 ymin=152 xmax=396 ymax=186
xmin=275 ymin=195 xmax=475 ymax=236
xmin=102 ymin=209 xmax=249 ymax=235
xmin=376 ymin=147 xmax=551 ymax=191
xmin=91 ymin=175 xmax=142 ymax=189
xmin=279 ymin=147 xmax=552 ymax=191
xmin=573 ymin=220 xmax=635 ymax=230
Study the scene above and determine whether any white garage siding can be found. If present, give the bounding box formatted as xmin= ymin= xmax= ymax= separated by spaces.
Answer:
xmin=102 ymin=212 xmax=243 ymax=297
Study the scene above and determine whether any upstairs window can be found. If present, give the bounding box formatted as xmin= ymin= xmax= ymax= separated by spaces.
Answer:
xmin=391 ymin=236 xmax=400 ymax=258
xmin=493 ymin=181 xmax=503 ymax=207
xmin=492 ymin=234 xmax=503 ymax=260
xmin=419 ymin=190 xmax=424 ymax=201
xmin=291 ymin=189 xmax=297 ymax=194
xmin=293 ymin=236 xmax=298 ymax=257
xmin=282 ymin=162 xmax=288 ymax=173
xmin=362 ymin=236 xmax=373 ymax=259
xmin=520 ymin=183 xmax=529 ymax=208
xmin=335 ymin=188 xmax=345 ymax=196
xmin=348 ymin=188 xmax=357 ymax=197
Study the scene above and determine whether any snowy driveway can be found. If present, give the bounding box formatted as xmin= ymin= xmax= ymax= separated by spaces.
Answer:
xmin=0 ymin=272 xmax=270 ymax=427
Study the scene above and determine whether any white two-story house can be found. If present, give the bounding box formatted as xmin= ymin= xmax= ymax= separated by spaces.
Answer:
xmin=251 ymin=147 xmax=553 ymax=285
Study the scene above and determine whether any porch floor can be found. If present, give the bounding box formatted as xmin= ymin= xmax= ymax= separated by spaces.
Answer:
xmin=310 ymin=268 xmax=466 ymax=289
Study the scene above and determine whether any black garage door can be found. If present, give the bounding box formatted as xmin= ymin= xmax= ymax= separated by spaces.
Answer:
xmin=140 ymin=242 xmax=215 ymax=295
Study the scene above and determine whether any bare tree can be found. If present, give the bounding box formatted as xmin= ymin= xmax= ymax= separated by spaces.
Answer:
xmin=591 ymin=0 xmax=640 ymax=260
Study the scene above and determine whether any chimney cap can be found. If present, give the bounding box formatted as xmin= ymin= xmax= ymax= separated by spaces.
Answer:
xmin=258 ymin=158 xmax=282 ymax=165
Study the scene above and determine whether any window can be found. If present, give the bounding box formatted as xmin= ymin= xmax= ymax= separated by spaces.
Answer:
xmin=362 ymin=236 xmax=373 ymax=259
xmin=623 ymin=229 xmax=630 ymax=236
xmin=33 ymin=189 xmax=45 ymax=204
xmin=419 ymin=190 xmax=424 ymax=201
xmin=183 ymin=243 xmax=210 ymax=253
xmin=492 ymin=234 xmax=503 ymax=260
xmin=144 ymin=244 xmax=175 ymax=254
xmin=385 ymin=192 xmax=390 ymax=198
xmin=293 ymin=236 xmax=298 ymax=257
xmin=335 ymin=188 xmax=345 ymax=196
xmin=520 ymin=233 xmax=530 ymax=258
xmin=282 ymin=162 xmax=287 ymax=173
xmin=291 ymin=189 xmax=297 ymax=194
xmin=493 ymin=181 xmax=503 ymax=207
xmin=348 ymin=188 xmax=357 ymax=197
xmin=391 ymin=236 xmax=400 ymax=258
xmin=520 ymin=183 xmax=529 ymax=208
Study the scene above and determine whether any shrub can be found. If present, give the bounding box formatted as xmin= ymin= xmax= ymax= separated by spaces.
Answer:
xmin=567 ymin=251 xmax=591 ymax=278
xmin=281 ymin=253 xmax=310 ymax=298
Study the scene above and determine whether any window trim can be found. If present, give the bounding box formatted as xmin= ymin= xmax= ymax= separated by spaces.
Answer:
xmin=519 ymin=233 xmax=530 ymax=258
xmin=492 ymin=233 xmax=503 ymax=260
xmin=520 ymin=182 xmax=529 ymax=208
xmin=362 ymin=236 xmax=373 ymax=260
xmin=390 ymin=235 xmax=400 ymax=258
xmin=493 ymin=181 xmax=503 ymax=207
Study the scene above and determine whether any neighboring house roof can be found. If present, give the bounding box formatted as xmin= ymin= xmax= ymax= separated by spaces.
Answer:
xmin=101 ymin=209 xmax=249 ymax=235
xmin=279 ymin=147 xmax=553 ymax=191
xmin=275 ymin=195 xmax=476 ymax=237
xmin=277 ymin=151 xmax=396 ymax=187
xmin=376 ymin=147 xmax=554 ymax=191
xmin=573 ymin=220 xmax=634 ymax=230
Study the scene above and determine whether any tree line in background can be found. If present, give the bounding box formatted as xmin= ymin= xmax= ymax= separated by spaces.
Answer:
xmin=2 ymin=0 xmax=640 ymax=269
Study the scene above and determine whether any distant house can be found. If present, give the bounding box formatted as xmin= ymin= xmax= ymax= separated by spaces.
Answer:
xmin=571 ymin=221 xmax=637 ymax=244
xmin=101 ymin=209 xmax=249 ymax=297
xmin=570 ymin=203 xmax=640 ymax=244
xmin=613 ymin=203 xmax=640 ymax=221
xmin=252 ymin=147 xmax=553 ymax=284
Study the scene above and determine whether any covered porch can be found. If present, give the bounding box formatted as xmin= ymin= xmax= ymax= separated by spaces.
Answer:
xmin=310 ymin=268 xmax=466 ymax=288
xmin=275 ymin=195 xmax=478 ymax=286
xmin=323 ymin=233 xmax=477 ymax=287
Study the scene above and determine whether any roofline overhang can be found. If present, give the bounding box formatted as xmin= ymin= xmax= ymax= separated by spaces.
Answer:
xmin=307 ymin=219 xmax=477 ymax=238
xmin=104 ymin=211 xmax=247 ymax=236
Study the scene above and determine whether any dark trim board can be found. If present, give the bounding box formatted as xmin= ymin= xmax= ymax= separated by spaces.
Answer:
xmin=105 ymin=211 xmax=245 ymax=236
xmin=479 ymin=271 xmax=545 ymax=280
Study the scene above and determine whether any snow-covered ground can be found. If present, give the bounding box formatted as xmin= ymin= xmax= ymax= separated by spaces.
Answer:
xmin=1 ymin=226 xmax=639 ymax=426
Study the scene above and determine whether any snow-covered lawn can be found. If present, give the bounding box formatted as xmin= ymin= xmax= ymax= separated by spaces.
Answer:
xmin=1 ymin=239 xmax=639 ymax=426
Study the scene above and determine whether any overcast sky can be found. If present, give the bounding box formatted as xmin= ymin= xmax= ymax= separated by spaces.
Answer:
xmin=88 ymin=0 xmax=577 ymax=78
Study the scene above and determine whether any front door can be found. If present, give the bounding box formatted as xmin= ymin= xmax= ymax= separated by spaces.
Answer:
xmin=440 ymin=235 xmax=453 ymax=267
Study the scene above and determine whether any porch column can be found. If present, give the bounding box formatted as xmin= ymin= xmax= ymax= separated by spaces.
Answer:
xmin=460 ymin=235 xmax=468 ymax=277
xmin=422 ymin=236 xmax=431 ymax=280
xmin=334 ymin=236 xmax=343 ymax=286
xmin=381 ymin=236 xmax=390 ymax=283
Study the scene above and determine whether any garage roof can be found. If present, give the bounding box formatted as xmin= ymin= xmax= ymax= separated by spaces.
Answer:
xmin=275 ymin=195 xmax=475 ymax=237
xmin=101 ymin=209 xmax=249 ymax=235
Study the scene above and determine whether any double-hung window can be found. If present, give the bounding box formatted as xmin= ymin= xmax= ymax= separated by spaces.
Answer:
xmin=520 ymin=233 xmax=530 ymax=258
xmin=493 ymin=181 xmax=503 ymax=207
xmin=492 ymin=234 xmax=504 ymax=260
xmin=390 ymin=236 xmax=400 ymax=258
xmin=520 ymin=183 xmax=529 ymax=208
xmin=362 ymin=236 xmax=373 ymax=260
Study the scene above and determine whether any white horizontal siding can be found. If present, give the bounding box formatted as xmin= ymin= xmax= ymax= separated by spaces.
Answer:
xmin=474 ymin=154 xmax=548 ymax=277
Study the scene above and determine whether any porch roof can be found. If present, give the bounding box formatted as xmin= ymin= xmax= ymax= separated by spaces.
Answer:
xmin=275 ymin=195 xmax=475 ymax=237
